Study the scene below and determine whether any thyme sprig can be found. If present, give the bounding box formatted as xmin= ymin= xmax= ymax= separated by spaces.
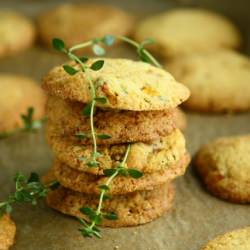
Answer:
xmin=0 ymin=107 xmax=45 ymax=139
xmin=54 ymin=34 xmax=162 ymax=68
xmin=78 ymin=144 xmax=143 ymax=238
xmin=53 ymin=38 xmax=110 ymax=167
xmin=52 ymin=34 xmax=160 ymax=238
xmin=0 ymin=172 xmax=59 ymax=217
xmin=52 ymin=35 xmax=161 ymax=166
xmin=117 ymin=36 xmax=162 ymax=68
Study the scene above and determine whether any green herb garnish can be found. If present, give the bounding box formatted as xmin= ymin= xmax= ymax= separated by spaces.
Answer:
xmin=0 ymin=172 xmax=59 ymax=217
xmin=52 ymin=34 xmax=161 ymax=238
xmin=0 ymin=107 xmax=45 ymax=139
xmin=54 ymin=35 xmax=161 ymax=68
xmin=78 ymin=145 xmax=143 ymax=238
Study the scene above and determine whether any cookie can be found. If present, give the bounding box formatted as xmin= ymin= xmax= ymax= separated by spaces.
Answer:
xmin=42 ymin=58 xmax=190 ymax=111
xmin=0 ymin=74 xmax=46 ymax=133
xmin=167 ymin=50 xmax=250 ymax=112
xmin=46 ymin=182 xmax=174 ymax=227
xmin=0 ymin=214 xmax=16 ymax=250
xmin=37 ymin=3 xmax=133 ymax=48
xmin=201 ymin=227 xmax=250 ymax=250
xmin=134 ymin=8 xmax=241 ymax=58
xmin=46 ymin=128 xmax=187 ymax=175
xmin=46 ymin=96 xmax=177 ymax=144
xmin=52 ymin=153 xmax=189 ymax=195
xmin=195 ymin=135 xmax=250 ymax=203
xmin=0 ymin=10 xmax=35 ymax=58
xmin=173 ymin=108 xmax=187 ymax=131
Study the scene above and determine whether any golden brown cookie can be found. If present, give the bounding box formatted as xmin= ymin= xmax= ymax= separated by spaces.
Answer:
xmin=0 ymin=10 xmax=35 ymax=58
xmin=134 ymin=8 xmax=241 ymax=58
xmin=201 ymin=227 xmax=250 ymax=250
xmin=42 ymin=58 xmax=190 ymax=111
xmin=167 ymin=50 xmax=250 ymax=112
xmin=46 ymin=128 xmax=187 ymax=175
xmin=52 ymin=154 xmax=190 ymax=195
xmin=0 ymin=214 xmax=16 ymax=250
xmin=37 ymin=3 xmax=133 ymax=48
xmin=46 ymin=182 xmax=174 ymax=227
xmin=0 ymin=74 xmax=46 ymax=133
xmin=173 ymin=108 xmax=187 ymax=130
xmin=195 ymin=135 xmax=250 ymax=203
xmin=46 ymin=96 xmax=176 ymax=144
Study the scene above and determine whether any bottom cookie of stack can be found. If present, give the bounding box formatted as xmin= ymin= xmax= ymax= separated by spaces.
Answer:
xmin=46 ymin=182 xmax=174 ymax=227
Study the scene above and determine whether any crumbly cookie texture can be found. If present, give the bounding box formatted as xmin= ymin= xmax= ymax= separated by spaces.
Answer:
xmin=0 ymin=10 xmax=35 ymax=57
xmin=195 ymin=135 xmax=250 ymax=203
xmin=167 ymin=50 xmax=250 ymax=112
xmin=42 ymin=58 xmax=190 ymax=111
xmin=201 ymin=227 xmax=250 ymax=250
xmin=46 ymin=182 xmax=174 ymax=227
xmin=0 ymin=214 xmax=16 ymax=250
xmin=134 ymin=8 xmax=241 ymax=58
xmin=46 ymin=96 xmax=176 ymax=144
xmin=46 ymin=128 xmax=187 ymax=175
xmin=52 ymin=154 xmax=190 ymax=195
xmin=0 ymin=74 xmax=46 ymax=132
xmin=37 ymin=3 xmax=134 ymax=48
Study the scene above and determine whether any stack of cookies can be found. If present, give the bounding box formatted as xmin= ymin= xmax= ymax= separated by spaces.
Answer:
xmin=42 ymin=58 xmax=190 ymax=227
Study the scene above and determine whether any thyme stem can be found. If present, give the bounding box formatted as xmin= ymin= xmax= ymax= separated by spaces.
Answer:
xmin=67 ymin=52 xmax=99 ymax=164
xmin=117 ymin=35 xmax=162 ymax=68
xmin=69 ymin=41 xmax=93 ymax=52
xmin=66 ymin=35 xmax=162 ymax=69
xmin=90 ymin=99 xmax=97 ymax=159
xmin=86 ymin=145 xmax=131 ymax=231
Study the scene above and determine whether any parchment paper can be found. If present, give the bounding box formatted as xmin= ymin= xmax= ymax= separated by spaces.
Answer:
xmin=0 ymin=0 xmax=250 ymax=249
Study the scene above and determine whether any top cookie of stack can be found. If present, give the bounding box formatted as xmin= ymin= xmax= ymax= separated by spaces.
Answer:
xmin=43 ymin=58 xmax=189 ymax=111
xmin=43 ymin=58 xmax=190 ymax=145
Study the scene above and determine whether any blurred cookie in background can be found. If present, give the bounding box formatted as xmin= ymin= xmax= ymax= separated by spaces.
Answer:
xmin=201 ymin=227 xmax=250 ymax=250
xmin=0 ymin=214 xmax=16 ymax=250
xmin=0 ymin=10 xmax=35 ymax=58
xmin=134 ymin=8 xmax=241 ymax=58
xmin=195 ymin=134 xmax=250 ymax=203
xmin=37 ymin=4 xmax=134 ymax=48
xmin=0 ymin=74 xmax=46 ymax=134
xmin=167 ymin=49 xmax=250 ymax=113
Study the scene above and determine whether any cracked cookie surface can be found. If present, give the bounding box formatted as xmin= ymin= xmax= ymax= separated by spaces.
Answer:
xmin=43 ymin=58 xmax=190 ymax=111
